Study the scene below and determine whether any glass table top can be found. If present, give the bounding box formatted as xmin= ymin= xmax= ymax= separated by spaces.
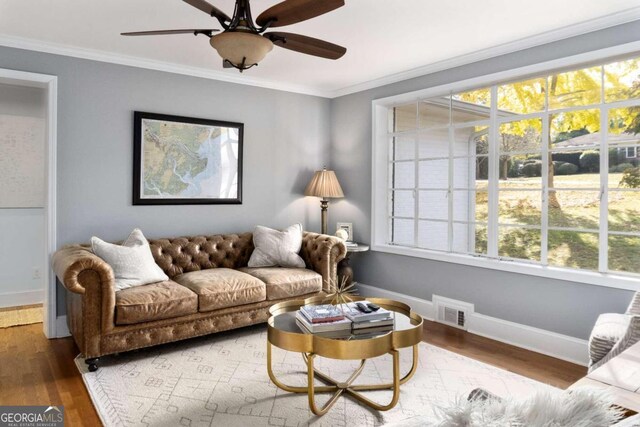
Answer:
xmin=271 ymin=308 xmax=420 ymax=341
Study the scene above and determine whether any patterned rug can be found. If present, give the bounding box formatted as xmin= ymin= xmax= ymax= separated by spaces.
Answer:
xmin=76 ymin=325 xmax=554 ymax=426
xmin=0 ymin=304 xmax=43 ymax=328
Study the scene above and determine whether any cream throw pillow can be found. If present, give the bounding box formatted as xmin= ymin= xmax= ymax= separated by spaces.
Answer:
xmin=91 ymin=228 xmax=169 ymax=291
xmin=248 ymin=224 xmax=306 ymax=268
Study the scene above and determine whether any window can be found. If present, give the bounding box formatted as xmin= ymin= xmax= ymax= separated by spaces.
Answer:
xmin=626 ymin=146 xmax=637 ymax=158
xmin=374 ymin=52 xmax=640 ymax=286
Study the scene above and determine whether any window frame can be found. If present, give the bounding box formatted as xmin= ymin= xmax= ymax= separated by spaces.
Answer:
xmin=372 ymin=41 xmax=640 ymax=292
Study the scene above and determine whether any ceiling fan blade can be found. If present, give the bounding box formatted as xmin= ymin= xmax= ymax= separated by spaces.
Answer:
xmin=182 ymin=0 xmax=231 ymax=22
xmin=256 ymin=0 xmax=344 ymax=28
xmin=121 ymin=29 xmax=219 ymax=36
xmin=264 ymin=32 xmax=346 ymax=60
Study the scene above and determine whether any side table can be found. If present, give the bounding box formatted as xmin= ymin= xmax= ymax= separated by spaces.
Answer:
xmin=337 ymin=242 xmax=369 ymax=286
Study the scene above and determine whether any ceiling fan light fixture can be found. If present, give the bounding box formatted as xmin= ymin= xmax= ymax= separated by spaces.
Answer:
xmin=123 ymin=0 xmax=346 ymax=73
xmin=210 ymin=32 xmax=274 ymax=70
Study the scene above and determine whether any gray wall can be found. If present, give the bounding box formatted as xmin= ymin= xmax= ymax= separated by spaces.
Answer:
xmin=0 ymin=46 xmax=331 ymax=315
xmin=329 ymin=21 xmax=640 ymax=340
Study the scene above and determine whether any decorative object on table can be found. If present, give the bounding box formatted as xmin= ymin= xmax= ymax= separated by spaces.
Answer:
xmin=91 ymin=228 xmax=169 ymax=291
xmin=588 ymin=291 xmax=640 ymax=372
xmin=337 ymin=242 xmax=370 ymax=287
xmin=133 ymin=111 xmax=243 ymax=205
xmin=335 ymin=228 xmax=349 ymax=241
xmin=247 ymin=223 xmax=305 ymax=268
xmin=336 ymin=222 xmax=353 ymax=242
xmin=325 ymin=274 xmax=357 ymax=307
xmin=304 ymin=167 xmax=344 ymax=235
xmin=122 ymin=0 xmax=346 ymax=73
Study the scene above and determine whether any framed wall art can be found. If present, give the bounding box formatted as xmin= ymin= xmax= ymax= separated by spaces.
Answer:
xmin=133 ymin=111 xmax=243 ymax=205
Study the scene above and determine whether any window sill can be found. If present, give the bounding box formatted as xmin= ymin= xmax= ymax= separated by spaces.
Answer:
xmin=371 ymin=243 xmax=640 ymax=292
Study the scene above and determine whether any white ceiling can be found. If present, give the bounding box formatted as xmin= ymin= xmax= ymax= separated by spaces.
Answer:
xmin=1 ymin=0 xmax=639 ymax=97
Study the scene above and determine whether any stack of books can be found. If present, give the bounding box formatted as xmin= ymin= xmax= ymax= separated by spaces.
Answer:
xmin=296 ymin=304 xmax=351 ymax=334
xmin=343 ymin=301 xmax=394 ymax=334
xmin=296 ymin=301 xmax=394 ymax=337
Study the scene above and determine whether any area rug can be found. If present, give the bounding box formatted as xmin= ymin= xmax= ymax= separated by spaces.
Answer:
xmin=0 ymin=304 xmax=43 ymax=328
xmin=75 ymin=326 xmax=554 ymax=426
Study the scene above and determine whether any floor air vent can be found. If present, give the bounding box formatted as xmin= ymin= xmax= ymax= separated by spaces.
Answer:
xmin=433 ymin=295 xmax=474 ymax=331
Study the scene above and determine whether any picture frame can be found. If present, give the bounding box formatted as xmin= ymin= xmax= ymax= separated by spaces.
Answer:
xmin=133 ymin=111 xmax=243 ymax=205
xmin=336 ymin=222 xmax=353 ymax=241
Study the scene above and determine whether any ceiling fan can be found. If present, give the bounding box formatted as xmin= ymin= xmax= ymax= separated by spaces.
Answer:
xmin=122 ymin=0 xmax=346 ymax=72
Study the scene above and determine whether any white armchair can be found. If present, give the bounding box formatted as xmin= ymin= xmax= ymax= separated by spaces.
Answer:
xmin=589 ymin=292 xmax=640 ymax=372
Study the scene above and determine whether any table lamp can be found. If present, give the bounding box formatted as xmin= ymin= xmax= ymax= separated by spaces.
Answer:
xmin=304 ymin=167 xmax=344 ymax=235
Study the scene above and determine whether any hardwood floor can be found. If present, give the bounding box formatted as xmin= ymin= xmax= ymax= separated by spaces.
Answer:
xmin=0 ymin=320 xmax=587 ymax=426
xmin=0 ymin=323 xmax=101 ymax=426
xmin=422 ymin=320 xmax=587 ymax=389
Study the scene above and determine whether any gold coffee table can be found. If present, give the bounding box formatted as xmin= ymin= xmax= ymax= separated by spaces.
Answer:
xmin=267 ymin=296 xmax=423 ymax=415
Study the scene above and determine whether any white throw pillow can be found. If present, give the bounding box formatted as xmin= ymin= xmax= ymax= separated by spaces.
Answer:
xmin=91 ymin=228 xmax=169 ymax=291
xmin=248 ymin=224 xmax=306 ymax=268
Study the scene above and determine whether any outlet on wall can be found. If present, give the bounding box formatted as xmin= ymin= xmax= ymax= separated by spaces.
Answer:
xmin=33 ymin=268 xmax=41 ymax=279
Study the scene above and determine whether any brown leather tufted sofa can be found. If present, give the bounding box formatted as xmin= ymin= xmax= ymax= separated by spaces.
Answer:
xmin=52 ymin=231 xmax=346 ymax=371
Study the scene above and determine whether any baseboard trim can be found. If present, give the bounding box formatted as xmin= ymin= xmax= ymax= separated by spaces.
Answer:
xmin=56 ymin=315 xmax=70 ymax=338
xmin=356 ymin=283 xmax=436 ymax=320
xmin=0 ymin=289 xmax=43 ymax=309
xmin=356 ymin=283 xmax=589 ymax=366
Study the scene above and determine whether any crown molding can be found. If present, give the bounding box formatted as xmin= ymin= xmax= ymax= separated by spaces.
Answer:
xmin=0 ymin=33 xmax=333 ymax=98
xmin=1 ymin=7 xmax=639 ymax=100
xmin=329 ymin=6 xmax=640 ymax=98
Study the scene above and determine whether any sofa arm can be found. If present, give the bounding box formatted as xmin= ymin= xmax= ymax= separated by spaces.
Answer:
xmin=589 ymin=315 xmax=640 ymax=372
xmin=52 ymin=245 xmax=115 ymax=294
xmin=53 ymin=245 xmax=117 ymax=358
xmin=626 ymin=292 xmax=640 ymax=315
xmin=300 ymin=232 xmax=347 ymax=291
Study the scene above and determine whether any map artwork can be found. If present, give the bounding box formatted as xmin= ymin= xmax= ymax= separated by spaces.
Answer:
xmin=135 ymin=114 xmax=242 ymax=204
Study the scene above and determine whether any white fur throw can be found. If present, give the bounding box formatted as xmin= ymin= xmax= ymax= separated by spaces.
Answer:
xmin=435 ymin=388 xmax=624 ymax=427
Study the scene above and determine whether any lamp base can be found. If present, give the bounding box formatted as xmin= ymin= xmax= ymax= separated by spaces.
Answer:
xmin=320 ymin=199 xmax=329 ymax=235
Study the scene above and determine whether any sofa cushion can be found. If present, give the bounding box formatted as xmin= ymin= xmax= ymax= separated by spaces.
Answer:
xmin=589 ymin=313 xmax=631 ymax=364
xmin=115 ymin=280 xmax=198 ymax=325
xmin=173 ymin=268 xmax=266 ymax=312
xmin=238 ymin=267 xmax=322 ymax=300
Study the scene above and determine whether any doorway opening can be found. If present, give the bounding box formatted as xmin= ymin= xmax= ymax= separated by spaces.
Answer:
xmin=0 ymin=69 xmax=57 ymax=337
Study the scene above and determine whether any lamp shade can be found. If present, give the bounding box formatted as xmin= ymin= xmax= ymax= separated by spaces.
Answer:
xmin=304 ymin=168 xmax=344 ymax=199
xmin=210 ymin=31 xmax=274 ymax=68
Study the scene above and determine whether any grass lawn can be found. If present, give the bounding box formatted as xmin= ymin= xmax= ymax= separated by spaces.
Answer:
xmin=472 ymin=173 xmax=640 ymax=273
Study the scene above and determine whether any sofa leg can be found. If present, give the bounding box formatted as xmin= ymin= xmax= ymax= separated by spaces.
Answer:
xmin=86 ymin=357 xmax=100 ymax=372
